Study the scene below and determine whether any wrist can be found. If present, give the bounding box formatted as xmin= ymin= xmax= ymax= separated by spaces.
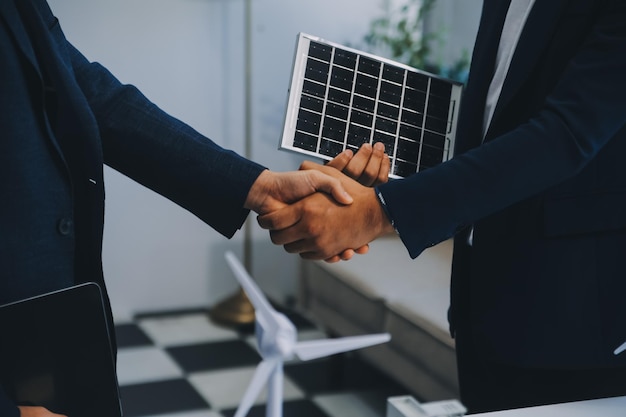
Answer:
xmin=373 ymin=186 xmax=397 ymax=236
xmin=244 ymin=169 xmax=271 ymax=213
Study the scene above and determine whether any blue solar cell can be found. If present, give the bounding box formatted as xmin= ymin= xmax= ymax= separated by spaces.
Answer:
xmin=281 ymin=34 xmax=461 ymax=178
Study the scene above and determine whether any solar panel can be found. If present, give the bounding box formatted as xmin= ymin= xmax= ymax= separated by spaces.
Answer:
xmin=280 ymin=33 xmax=463 ymax=179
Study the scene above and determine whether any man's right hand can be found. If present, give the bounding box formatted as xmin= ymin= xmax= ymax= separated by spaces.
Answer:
xmin=258 ymin=162 xmax=395 ymax=261
xmin=326 ymin=142 xmax=390 ymax=186
xmin=320 ymin=142 xmax=390 ymax=261
xmin=18 ymin=406 xmax=67 ymax=417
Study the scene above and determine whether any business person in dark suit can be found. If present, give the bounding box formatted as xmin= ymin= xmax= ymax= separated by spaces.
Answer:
xmin=260 ymin=0 xmax=626 ymax=412
xmin=0 ymin=0 xmax=392 ymax=415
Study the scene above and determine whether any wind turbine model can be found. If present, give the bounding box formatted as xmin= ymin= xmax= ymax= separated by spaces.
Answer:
xmin=224 ymin=251 xmax=391 ymax=417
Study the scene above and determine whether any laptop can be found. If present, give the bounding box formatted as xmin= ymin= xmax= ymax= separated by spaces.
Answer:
xmin=0 ymin=282 xmax=123 ymax=417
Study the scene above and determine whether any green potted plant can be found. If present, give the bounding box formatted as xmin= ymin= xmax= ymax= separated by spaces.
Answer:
xmin=362 ymin=0 xmax=469 ymax=82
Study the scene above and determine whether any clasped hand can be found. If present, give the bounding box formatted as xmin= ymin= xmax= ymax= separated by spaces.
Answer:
xmin=251 ymin=143 xmax=395 ymax=262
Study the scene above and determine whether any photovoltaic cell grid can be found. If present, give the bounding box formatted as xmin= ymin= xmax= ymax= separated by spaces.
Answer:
xmin=280 ymin=33 xmax=463 ymax=178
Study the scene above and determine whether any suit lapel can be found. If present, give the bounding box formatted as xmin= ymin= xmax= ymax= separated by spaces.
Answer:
xmin=487 ymin=0 xmax=569 ymax=136
xmin=455 ymin=0 xmax=511 ymax=154
xmin=2 ymin=0 xmax=103 ymax=184
xmin=0 ymin=0 xmax=41 ymax=79
xmin=18 ymin=0 xmax=103 ymax=183
xmin=0 ymin=0 xmax=68 ymax=165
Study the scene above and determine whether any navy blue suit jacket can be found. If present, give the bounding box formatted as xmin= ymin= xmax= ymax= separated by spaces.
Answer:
xmin=0 ymin=0 xmax=264 ymax=414
xmin=379 ymin=0 xmax=626 ymax=368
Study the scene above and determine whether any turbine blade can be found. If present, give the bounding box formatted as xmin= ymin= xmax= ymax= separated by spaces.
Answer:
xmin=293 ymin=333 xmax=391 ymax=361
xmin=234 ymin=359 xmax=278 ymax=417
xmin=614 ymin=341 xmax=626 ymax=355
xmin=225 ymin=251 xmax=279 ymax=328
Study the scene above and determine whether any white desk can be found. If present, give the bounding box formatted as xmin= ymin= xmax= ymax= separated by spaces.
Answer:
xmin=470 ymin=396 xmax=626 ymax=416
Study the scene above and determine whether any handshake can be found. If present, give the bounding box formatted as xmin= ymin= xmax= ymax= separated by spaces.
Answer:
xmin=245 ymin=142 xmax=396 ymax=263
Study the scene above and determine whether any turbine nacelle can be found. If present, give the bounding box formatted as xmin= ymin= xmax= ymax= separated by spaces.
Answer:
xmin=256 ymin=311 xmax=297 ymax=360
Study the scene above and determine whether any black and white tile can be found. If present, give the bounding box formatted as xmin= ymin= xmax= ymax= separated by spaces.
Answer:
xmin=114 ymin=308 xmax=409 ymax=417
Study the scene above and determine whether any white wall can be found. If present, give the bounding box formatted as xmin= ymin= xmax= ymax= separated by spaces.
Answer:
xmin=48 ymin=0 xmax=481 ymax=321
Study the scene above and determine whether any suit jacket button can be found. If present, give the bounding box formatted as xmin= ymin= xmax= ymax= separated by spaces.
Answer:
xmin=57 ymin=218 xmax=73 ymax=236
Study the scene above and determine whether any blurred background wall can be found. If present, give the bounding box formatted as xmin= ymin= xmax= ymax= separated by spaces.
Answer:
xmin=47 ymin=0 xmax=481 ymax=321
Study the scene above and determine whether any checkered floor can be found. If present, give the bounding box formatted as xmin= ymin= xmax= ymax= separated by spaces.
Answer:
xmin=114 ymin=307 xmax=409 ymax=417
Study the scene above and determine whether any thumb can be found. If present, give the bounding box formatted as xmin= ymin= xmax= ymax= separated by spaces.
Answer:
xmin=308 ymin=171 xmax=353 ymax=205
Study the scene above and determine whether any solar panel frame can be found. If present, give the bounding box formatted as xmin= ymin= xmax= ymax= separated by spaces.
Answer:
xmin=280 ymin=33 xmax=463 ymax=179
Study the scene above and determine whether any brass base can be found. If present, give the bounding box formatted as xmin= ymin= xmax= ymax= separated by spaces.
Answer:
xmin=209 ymin=287 xmax=255 ymax=327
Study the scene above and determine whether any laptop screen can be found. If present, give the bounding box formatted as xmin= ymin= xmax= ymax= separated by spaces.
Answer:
xmin=0 ymin=282 xmax=122 ymax=417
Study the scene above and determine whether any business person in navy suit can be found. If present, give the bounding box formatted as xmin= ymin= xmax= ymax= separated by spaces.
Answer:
xmin=0 ymin=0 xmax=393 ymax=415
xmin=261 ymin=0 xmax=626 ymax=412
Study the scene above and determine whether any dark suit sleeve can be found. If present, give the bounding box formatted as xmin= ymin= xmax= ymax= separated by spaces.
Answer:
xmin=66 ymin=41 xmax=266 ymax=238
xmin=378 ymin=1 xmax=626 ymax=258
xmin=0 ymin=387 xmax=19 ymax=417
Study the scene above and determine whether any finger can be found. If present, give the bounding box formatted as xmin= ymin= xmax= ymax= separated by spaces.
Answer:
xmin=339 ymin=249 xmax=356 ymax=260
xmin=307 ymin=171 xmax=353 ymax=205
xmin=300 ymin=161 xmax=344 ymax=179
xmin=326 ymin=149 xmax=353 ymax=171
xmin=324 ymin=255 xmax=342 ymax=263
xmin=257 ymin=205 xmax=301 ymax=230
xmin=377 ymin=152 xmax=391 ymax=185
xmin=17 ymin=407 xmax=67 ymax=417
xmin=283 ymin=236 xmax=314 ymax=254
xmin=268 ymin=221 xmax=314 ymax=247
xmin=324 ymin=247 xmax=361 ymax=263
xmin=342 ymin=143 xmax=372 ymax=181
xmin=324 ymin=250 xmax=354 ymax=262
xmin=360 ymin=142 xmax=386 ymax=186
xmin=354 ymin=244 xmax=370 ymax=255
xmin=282 ymin=231 xmax=336 ymax=257
xmin=300 ymin=160 xmax=323 ymax=171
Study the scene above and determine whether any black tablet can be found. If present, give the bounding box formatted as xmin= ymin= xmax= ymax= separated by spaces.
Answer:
xmin=0 ymin=282 xmax=122 ymax=417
